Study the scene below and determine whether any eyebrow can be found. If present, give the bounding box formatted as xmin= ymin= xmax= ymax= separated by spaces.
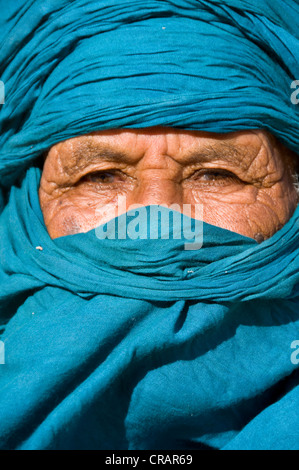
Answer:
xmin=185 ymin=142 xmax=251 ymax=166
xmin=72 ymin=141 xmax=252 ymax=169
xmin=74 ymin=144 xmax=130 ymax=166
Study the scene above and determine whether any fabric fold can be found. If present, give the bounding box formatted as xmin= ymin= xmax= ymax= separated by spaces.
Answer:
xmin=0 ymin=0 xmax=298 ymax=451
xmin=1 ymin=0 xmax=299 ymax=191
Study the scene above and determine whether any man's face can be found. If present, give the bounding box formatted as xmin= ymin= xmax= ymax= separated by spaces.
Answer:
xmin=39 ymin=128 xmax=298 ymax=241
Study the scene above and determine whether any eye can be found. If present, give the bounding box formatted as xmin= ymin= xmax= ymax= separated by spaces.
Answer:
xmin=81 ymin=170 xmax=125 ymax=184
xmin=190 ymin=169 xmax=242 ymax=185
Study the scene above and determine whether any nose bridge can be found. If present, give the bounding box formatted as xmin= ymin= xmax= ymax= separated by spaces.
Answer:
xmin=132 ymin=171 xmax=182 ymax=208
xmin=128 ymin=140 xmax=184 ymax=208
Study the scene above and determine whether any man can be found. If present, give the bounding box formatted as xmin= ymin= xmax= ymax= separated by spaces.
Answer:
xmin=0 ymin=0 xmax=298 ymax=450
xmin=39 ymin=128 xmax=298 ymax=241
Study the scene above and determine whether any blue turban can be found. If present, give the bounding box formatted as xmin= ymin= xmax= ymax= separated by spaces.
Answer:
xmin=0 ymin=0 xmax=298 ymax=450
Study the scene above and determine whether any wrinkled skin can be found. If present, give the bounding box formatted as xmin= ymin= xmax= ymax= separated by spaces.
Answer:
xmin=39 ymin=127 xmax=298 ymax=241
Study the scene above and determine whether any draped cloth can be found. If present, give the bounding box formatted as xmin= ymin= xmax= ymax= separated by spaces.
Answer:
xmin=1 ymin=0 xmax=299 ymax=191
xmin=0 ymin=0 xmax=299 ymax=450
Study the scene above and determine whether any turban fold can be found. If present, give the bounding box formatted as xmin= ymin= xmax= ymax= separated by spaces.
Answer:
xmin=0 ymin=0 xmax=298 ymax=450
xmin=0 ymin=0 xmax=299 ymax=190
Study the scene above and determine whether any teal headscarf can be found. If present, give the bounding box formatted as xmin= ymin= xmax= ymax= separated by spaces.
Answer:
xmin=0 ymin=0 xmax=298 ymax=450
xmin=1 ymin=0 xmax=299 ymax=190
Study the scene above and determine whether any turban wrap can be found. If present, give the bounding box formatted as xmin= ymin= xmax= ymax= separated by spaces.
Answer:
xmin=0 ymin=0 xmax=298 ymax=450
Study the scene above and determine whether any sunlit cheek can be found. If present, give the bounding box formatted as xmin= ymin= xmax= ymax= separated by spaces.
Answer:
xmin=47 ymin=188 xmax=130 ymax=237
xmin=185 ymin=184 xmax=290 ymax=240
xmin=185 ymin=186 xmax=261 ymax=238
xmin=187 ymin=184 xmax=257 ymax=209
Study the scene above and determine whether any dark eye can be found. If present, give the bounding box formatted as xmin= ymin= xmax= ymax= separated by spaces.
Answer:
xmin=82 ymin=170 xmax=124 ymax=184
xmin=191 ymin=169 xmax=241 ymax=185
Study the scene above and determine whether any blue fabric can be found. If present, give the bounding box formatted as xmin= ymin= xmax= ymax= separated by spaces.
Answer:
xmin=0 ymin=0 xmax=299 ymax=189
xmin=0 ymin=0 xmax=299 ymax=450
xmin=0 ymin=168 xmax=298 ymax=450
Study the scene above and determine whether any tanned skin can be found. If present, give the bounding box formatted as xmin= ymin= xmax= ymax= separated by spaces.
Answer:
xmin=39 ymin=128 xmax=298 ymax=242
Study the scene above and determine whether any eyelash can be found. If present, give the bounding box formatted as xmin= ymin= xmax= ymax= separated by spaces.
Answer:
xmin=81 ymin=170 xmax=126 ymax=185
xmin=189 ymin=168 xmax=242 ymax=185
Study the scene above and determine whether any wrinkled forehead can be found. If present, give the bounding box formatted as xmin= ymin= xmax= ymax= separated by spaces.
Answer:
xmin=52 ymin=128 xmax=268 ymax=164
xmin=46 ymin=128 xmax=298 ymax=180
